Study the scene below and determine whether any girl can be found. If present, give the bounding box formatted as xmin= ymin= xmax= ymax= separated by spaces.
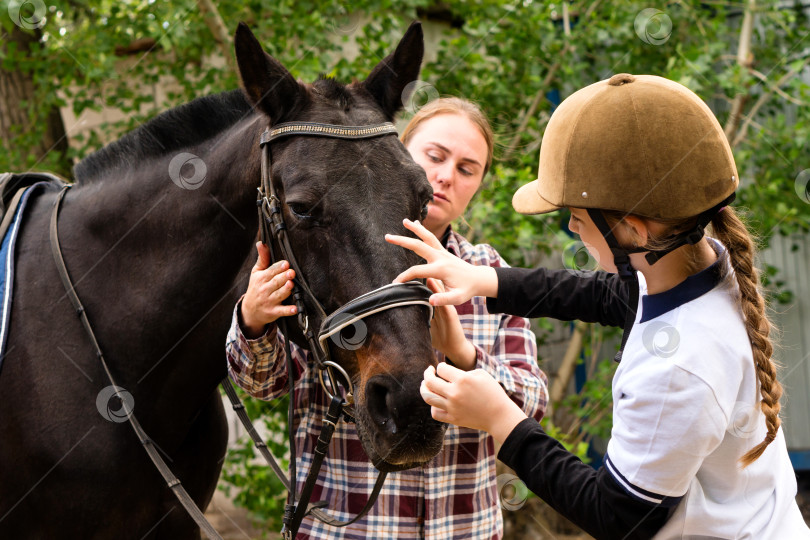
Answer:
xmin=387 ymin=74 xmax=810 ymax=539
xmin=227 ymin=97 xmax=547 ymax=539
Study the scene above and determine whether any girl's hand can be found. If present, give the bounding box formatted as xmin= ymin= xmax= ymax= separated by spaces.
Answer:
xmin=426 ymin=278 xmax=476 ymax=370
xmin=240 ymin=242 xmax=298 ymax=338
xmin=420 ymin=363 xmax=527 ymax=443
xmin=385 ymin=219 xmax=498 ymax=306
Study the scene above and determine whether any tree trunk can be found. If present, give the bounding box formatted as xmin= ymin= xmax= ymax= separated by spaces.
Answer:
xmin=0 ymin=25 xmax=71 ymax=178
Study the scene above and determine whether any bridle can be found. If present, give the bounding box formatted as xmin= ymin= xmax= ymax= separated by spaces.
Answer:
xmin=255 ymin=120 xmax=434 ymax=537
xmin=48 ymin=120 xmax=434 ymax=540
xmin=257 ymin=121 xmax=433 ymax=415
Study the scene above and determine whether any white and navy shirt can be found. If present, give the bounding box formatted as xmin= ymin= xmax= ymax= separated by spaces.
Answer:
xmin=489 ymin=240 xmax=810 ymax=539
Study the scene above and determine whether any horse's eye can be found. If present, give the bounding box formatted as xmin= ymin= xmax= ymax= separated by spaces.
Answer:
xmin=288 ymin=203 xmax=312 ymax=220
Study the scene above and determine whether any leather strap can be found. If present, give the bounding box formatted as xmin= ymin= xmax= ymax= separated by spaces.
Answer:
xmin=262 ymin=122 xmax=397 ymax=144
xmin=288 ymin=395 xmax=344 ymax=533
xmin=221 ymin=380 xmax=291 ymax=492
xmin=308 ymin=469 xmax=387 ymax=527
xmin=318 ymin=281 xmax=433 ymax=358
xmin=50 ymin=185 xmax=224 ymax=540
xmin=587 ymin=192 xmax=736 ymax=280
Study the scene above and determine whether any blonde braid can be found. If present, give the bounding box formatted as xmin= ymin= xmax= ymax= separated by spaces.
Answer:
xmin=711 ymin=207 xmax=782 ymax=466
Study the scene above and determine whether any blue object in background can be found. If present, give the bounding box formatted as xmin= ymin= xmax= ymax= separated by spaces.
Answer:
xmin=546 ymin=88 xmax=561 ymax=113
xmin=572 ymin=322 xmax=605 ymax=469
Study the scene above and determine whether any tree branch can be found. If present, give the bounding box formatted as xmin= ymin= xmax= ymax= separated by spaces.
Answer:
xmin=723 ymin=0 xmax=756 ymax=142
xmin=732 ymin=58 xmax=810 ymax=147
xmin=749 ymin=68 xmax=810 ymax=106
xmin=195 ymin=0 xmax=234 ymax=70
xmin=503 ymin=43 xmax=571 ymax=161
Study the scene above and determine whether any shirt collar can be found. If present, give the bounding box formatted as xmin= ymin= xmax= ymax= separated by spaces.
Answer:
xmin=441 ymin=225 xmax=462 ymax=257
xmin=639 ymin=242 xmax=725 ymax=323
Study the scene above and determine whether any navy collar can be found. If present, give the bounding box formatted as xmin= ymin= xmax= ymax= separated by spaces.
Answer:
xmin=639 ymin=258 xmax=725 ymax=323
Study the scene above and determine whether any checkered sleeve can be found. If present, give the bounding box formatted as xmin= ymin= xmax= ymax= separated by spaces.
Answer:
xmin=452 ymin=234 xmax=548 ymax=423
xmin=474 ymin=312 xmax=547 ymax=422
xmin=225 ymin=299 xmax=307 ymax=400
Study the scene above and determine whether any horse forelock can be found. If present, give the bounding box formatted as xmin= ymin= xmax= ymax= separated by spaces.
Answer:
xmin=311 ymin=76 xmax=355 ymax=110
xmin=73 ymin=90 xmax=254 ymax=183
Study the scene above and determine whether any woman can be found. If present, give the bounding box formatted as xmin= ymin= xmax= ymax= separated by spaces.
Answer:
xmin=226 ymin=97 xmax=548 ymax=539
xmin=388 ymin=74 xmax=810 ymax=539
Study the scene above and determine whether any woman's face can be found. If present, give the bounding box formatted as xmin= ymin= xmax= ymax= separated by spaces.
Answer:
xmin=567 ymin=207 xmax=618 ymax=273
xmin=405 ymin=113 xmax=488 ymax=238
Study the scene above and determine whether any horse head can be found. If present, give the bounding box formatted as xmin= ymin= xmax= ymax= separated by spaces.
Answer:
xmin=234 ymin=23 xmax=446 ymax=471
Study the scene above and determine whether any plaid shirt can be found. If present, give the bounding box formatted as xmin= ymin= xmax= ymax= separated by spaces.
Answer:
xmin=226 ymin=229 xmax=547 ymax=539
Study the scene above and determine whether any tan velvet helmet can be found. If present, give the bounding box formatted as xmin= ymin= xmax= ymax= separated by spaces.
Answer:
xmin=512 ymin=73 xmax=738 ymax=220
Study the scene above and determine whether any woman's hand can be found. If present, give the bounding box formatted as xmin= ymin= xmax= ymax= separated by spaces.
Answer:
xmin=420 ymin=363 xmax=527 ymax=444
xmin=385 ymin=219 xmax=498 ymax=306
xmin=240 ymin=242 xmax=298 ymax=338
xmin=426 ymin=278 xmax=477 ymax=370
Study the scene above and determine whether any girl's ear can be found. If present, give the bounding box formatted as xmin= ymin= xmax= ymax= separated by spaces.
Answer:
xmin=620 ymin=215 xmax=650 ymax=248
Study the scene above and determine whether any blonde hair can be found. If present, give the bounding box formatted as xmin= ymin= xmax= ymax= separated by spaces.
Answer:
xmin=711 ymin=208 xmax=782 ymax=466
xmin=400 ymin=97 xmax=494 ymax=177
xmin=603 ymin=208 xmax=782 ymax=466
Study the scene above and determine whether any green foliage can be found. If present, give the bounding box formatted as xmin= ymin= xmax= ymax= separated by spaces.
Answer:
xmin=219 ymin=388 xmax=291 ymax=536
xmin=544 ymin=324 xmax=620 ymax=461
xmin=541 ymin=419 xmax=592 ymax=463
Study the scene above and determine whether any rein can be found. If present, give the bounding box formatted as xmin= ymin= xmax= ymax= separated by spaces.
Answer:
xmin=49 ymin=185 xmax=224 ymax=540
xmin=48 ymin=121 xmax=434 ymax=540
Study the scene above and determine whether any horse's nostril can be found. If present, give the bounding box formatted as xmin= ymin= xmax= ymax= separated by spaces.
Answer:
xmin=365 ymin=376 xmax=401 ymax=434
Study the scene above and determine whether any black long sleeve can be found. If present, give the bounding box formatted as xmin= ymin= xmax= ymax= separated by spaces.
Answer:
xmin=499 ymin=418 xmax=673 ymax=540
xmin=486 ymin=267 xmax=634 ymax=327
xmin=487 ymin=266 xmax=640 ymax=362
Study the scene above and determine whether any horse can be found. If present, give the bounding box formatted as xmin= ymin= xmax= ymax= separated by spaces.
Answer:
xmin=0 ymin=22 xmax=446 ymax=538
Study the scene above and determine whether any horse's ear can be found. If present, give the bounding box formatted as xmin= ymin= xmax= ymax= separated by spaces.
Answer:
xmin=234 ymin=22 xmax=306 ymax=123
xmin=361 ymin=21 xmax=424 ymax=120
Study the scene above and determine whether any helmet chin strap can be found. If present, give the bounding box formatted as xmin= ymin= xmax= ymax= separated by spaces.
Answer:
xmin=586 ymin=208 xmax=646 ymax=280
xmin=586 ymin=193 xmax=736 ymax=281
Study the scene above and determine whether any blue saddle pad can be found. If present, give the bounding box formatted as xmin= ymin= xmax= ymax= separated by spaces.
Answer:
xmin=0 ymin=183 xmax=47 ymax=371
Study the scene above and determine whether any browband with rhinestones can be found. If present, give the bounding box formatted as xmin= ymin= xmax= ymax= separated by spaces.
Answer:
xmin=260 ymin=122 xmax=398 ymax=146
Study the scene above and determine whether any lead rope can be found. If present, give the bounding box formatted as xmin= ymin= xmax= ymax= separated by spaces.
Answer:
xmin=49 ymin=185 xmax=224 ymax=540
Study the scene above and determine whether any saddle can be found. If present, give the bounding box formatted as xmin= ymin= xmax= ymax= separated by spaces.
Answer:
xmin=0 ymin=172 xmax=68 ymax=241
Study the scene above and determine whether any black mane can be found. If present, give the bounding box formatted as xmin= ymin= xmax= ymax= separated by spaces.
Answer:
xmin=74 ymin=89 xmax=253 ymax=182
